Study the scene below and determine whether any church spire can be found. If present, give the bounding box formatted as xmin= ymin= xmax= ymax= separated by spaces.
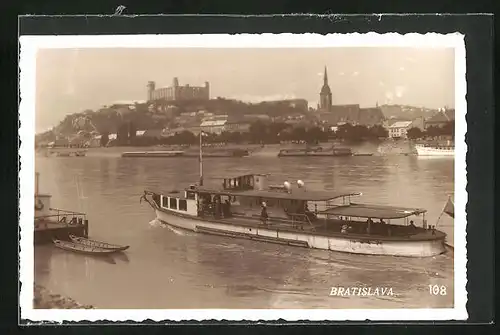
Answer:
xmin=319 ymin=66 xmax=332 ymax=111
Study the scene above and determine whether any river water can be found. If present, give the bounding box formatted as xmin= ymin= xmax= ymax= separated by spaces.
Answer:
xmin=34 ymin=146 xmax=455 ymax=309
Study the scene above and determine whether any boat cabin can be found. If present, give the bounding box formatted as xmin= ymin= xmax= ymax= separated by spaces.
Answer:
xmin=147 ymin=174 xmax=359 ymax=221
xmin=150 ymin=187 xmax=199 ymax=217
xmin=145 ymin=173 xmax=431 ymax=238
xmin=317 ymin=203 xmax=429 ymax=236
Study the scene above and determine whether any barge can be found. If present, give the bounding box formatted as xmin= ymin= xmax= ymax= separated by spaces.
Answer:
xmin=122 ymin=148 xmax=249 ymax=158
xmin=34 ymin=173 xmax=88 ymax=244
xmin=278 ymin=146 xmax=353 ymax=157
xmin=140 ymin=135 xmax=448 ymax=258
xmin=46 ymin=146 xmax=87 ymax=157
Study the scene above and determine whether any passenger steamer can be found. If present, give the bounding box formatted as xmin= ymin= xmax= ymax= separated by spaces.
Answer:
xmin=141 ymin=138 xmax=447 ymax=258
xmin=415 ymin=143 xmax=454 ymax=157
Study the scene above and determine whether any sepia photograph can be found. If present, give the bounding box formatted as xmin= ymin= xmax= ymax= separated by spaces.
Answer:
xmin=19 ymin=33 xmax=467 ymax=322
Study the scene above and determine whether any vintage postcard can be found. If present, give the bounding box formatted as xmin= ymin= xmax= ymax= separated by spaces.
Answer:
xmin=19 ymin=33 xmax=467 ymax=322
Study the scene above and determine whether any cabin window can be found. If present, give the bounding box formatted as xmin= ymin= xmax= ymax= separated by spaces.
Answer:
xmin=186 ymin=191 xmax=196 ymax=200
xmin=170 ymin=198 xmax=178 ymax=210
xmin=161 ymin=196 xmax=169 ymax=208
xmin=179 ymin=199 xmax=187 ymax=211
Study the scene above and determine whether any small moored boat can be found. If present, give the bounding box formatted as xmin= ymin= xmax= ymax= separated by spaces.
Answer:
xmin=52 ymin=239 xmax=120 ymax=255
xmin=69 ymin=234 xmax=129 ymax=251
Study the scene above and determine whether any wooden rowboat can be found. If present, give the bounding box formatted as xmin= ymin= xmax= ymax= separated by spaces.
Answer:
xmin=52 ymin=239 xmax=120 ymax=255
xmin=69 ymin=234 xmax=130 ymax=251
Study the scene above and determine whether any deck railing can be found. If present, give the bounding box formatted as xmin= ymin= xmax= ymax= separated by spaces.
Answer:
xmin=35 ymin=208 xmax=87 ymax=226
xmin=238 ymin=212 xmax=317 ymax=231
xmin=288 ymin=213 xmax=315 ymax=231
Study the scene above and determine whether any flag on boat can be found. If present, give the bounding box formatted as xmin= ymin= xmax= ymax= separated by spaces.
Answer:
xmin=443 ymin=196 xmax=454 ymax=218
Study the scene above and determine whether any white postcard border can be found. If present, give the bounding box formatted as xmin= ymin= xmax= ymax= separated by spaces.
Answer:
xmin=19 ymin=32 xmax=467 ymax=322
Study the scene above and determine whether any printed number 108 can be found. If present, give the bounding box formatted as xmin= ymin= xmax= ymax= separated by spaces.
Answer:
xmin=429 ymin=285 xmax=447 ymax=295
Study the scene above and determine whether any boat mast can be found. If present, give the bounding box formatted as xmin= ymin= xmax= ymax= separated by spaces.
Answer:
xmin=35 ymin=172 xmax=40 ymax=196
xmin=199 ymin=131 xmax=203 ymax=186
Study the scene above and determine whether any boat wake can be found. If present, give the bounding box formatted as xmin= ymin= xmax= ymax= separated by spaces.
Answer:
xmin=148 ymin=218 xmax=194 ymax=237
xmin=163 ymin=224 xmax=193 ymax=236
xmin=148 ymin=218 xmax=163 ymax=227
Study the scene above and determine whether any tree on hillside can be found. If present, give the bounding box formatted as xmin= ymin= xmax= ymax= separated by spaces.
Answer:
xmin=100 ymin=132 xmax=110 ymax=147
xmin=176 ymin=130 xmax=196 ymax=145
xmin=291 ymin=127 xmax=307 ymax=142
xmin=128 ymin=121 xmax=137 ymax=141
xmin=249 ymin=120 xmax=267 ymax=143
xmin=424 ymin=126 xmax=442 ymax=138
xmin=335 ymin=123 xmax=386 ymax=142
xmin=267 ymin=122 xmax=290 ymax=143
xmin=441 ymin=121 xmax=455 ymax=138
xmin=406 ymin=127 xmax=424 ymax=140
xmin=369 ymin=125 xmax=389 ymax=139
xmin=116 ymin=123 xmax=130 ymax=145
xmin=305 ymin=126 xmax=327 ymax=144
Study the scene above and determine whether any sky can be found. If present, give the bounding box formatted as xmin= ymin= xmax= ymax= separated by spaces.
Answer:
xmin=35 ymin=47 xmax=455 ymax=133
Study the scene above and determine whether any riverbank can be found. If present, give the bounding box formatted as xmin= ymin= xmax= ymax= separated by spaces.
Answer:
xmin=33 ymin=284 xmax=94 ymax=309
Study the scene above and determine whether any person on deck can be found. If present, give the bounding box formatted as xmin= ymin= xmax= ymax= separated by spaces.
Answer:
xmin=214 ymin=196 xmax=222 ymax=219
xmin=260 ymin=202 xmax=269 ymax=225
xmin=223 ymin=199 xmax=232 ymax=218
xmin=304 ymin=204 xmax=317 ymax=222
xmin=409 ymin=220 xmax=417 ymax=229
xmin=366 ymin=218 xmax=373 ymax=234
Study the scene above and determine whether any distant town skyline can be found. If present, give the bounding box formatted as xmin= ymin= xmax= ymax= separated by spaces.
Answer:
xmin=35 ymin=48 xmax=455 ymax=133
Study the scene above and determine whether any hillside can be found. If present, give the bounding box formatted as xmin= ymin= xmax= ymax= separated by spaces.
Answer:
xmin=379 ymin=104 xmax=438 ymax=120
xmin=35 ymin=98 xmax=309 ymax=144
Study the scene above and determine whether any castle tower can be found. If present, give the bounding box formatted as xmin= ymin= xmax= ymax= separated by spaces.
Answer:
xmin=204 ymin=81 xmax=210 ymax=100
xmin=147 ymin=81 xmax=156 ymax=101
xmin=319 ymin=66 xmax=332 ymax=111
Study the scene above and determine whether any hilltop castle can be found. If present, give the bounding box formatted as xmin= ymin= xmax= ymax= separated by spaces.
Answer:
xmin=147 ymin=77 xmax=210 ymax=102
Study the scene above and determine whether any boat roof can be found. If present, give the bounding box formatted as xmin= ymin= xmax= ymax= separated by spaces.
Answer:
xmin=319 ymin=203 xmax=427 ymax=219
xmin=146 ymin=188 xmax=190 ymax=199
xmin=210 ymin=173 xmax=270 ymax=179
xmin=123 ymin=150 xmax=185 ymax=154
xmin=193 ymin=187 xmax=361 ymax=201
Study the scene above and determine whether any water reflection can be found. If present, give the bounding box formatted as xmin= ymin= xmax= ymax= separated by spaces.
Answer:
xmin=34 ymin=154 xmax=454 ymax=309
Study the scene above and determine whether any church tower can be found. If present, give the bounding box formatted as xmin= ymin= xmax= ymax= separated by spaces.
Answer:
xmin=319 ymin=66 xmax=332 ymax=111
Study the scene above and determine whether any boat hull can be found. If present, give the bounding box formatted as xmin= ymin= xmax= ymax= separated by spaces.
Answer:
xmin=69 ymin=234 xmax=129 ymax=251
xmin=415 ymin=145 xmax=454 ymax=156
xmin=278 ymin=153 xmax=352 ymax=157
xmin=52 ymin=239 xmax=119 ymax=255
xmin=154 ymin=209 xmax=446 ymax=258
xmin=48 ymin=148 xmax=88 ymax=157
xmin=122 ymin=150 xmax=249 ymax=158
